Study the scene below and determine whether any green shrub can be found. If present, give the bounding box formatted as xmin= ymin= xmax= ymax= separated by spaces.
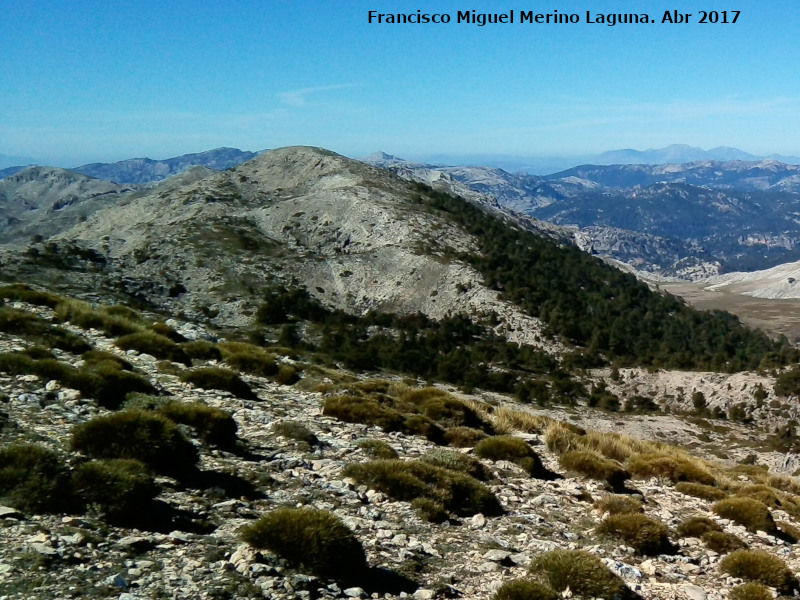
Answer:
xmin=0 ymin=443 xmax=72 ymax=513
xmin=180 ymin=367 xmax=257 ymax=400
xmin=149 ymin=321 xmax=186 ymax=342
xmin=55 ymin=299 xmax=140 ymax=337
xmin=676 ymin=515 xmax=722 ymax=538
xmin=343 ymin=459 xmax=503 ymax=518
xmin=70 ymin=410 xmax=198 ymax=476
xmin=626 ymin=453 xmax=715 ymax=485
xmin=596 ymin=514 xmax=673 ymax=555
xmin=734 ymin=484 xmax=793 ymax=511
xmin=403 ymin=388 xmax=488 ymax=430
xmin=719 ymin=549 xmax=798 ymax=594
xmin=275 ymin=364 xmax=301 ymax=385
xmin=158 ymin=401 xmax=238 ymax=448
xmin=356 ymin=439 xmax=399 ymax=460
xmin=777 ymin=520 xmax=800 ymax=543
xmin=728 ymin=582 xmax=774 ymax=600
xmin=323 ymin=395 xmax=405 ymax=431
xmin=81 ymin=349 xmax=134 ymax=371
xmin=273 ymin=421 xmax=318 ymax=446
xmin=492 ymin=580 xmax=559 ymax=600
xmin=100 ymin=304 xmax=141 ymax=321
xmin=420 ymin=449 xmax=492 ymax=481
xmin=181 ymin=340 xmax=223 ymax=361
xmin=410 ymin=497 xmax=449 ymax=523
xmin=0 ymin=352 xmax=36 ymax=375
xmin=115 ymin=331 xmax=191 ymax=365
xmin=702 ymin=530 xmax=746 ymax=553
xmin=674 ymin=481 xmax=728 ymax=501
xmin=558 ymin=449 xmax=630 ymax=490
xmin=713 ymin=497 xmax=777 ymax=534
xmin=72 ymin=459 xmax=158 ymax=522
xmin=529 ymin=549 xmax=638 ymax=599
xmin=475 ymin=435 xmax=554 ymax=479
xmin=0 ymin=307 xmax=91 ymax=353
xmin=594 ymin=494 xmax=643 ymax=516
xmin=21 ymin=346 xmax=55 ymax=360
xmin=221 ymin=344 xmax=278 ymax=377
xmin=443 ymin=426 xmax=488 ymax=447
xmin=240 ymin=508 xmax=367 ymax=580
xmin=400 ymin=413 xmax=445 ymax=443
xmin=0 ymin=283 xmax=62 ymax=307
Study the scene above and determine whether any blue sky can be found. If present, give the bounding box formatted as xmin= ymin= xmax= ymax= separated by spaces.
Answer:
xmin=2 ymin=0 xmax=799 ymax=166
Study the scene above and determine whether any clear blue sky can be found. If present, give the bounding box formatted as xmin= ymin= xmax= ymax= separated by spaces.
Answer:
xmin=2 ymin=0 xmax=799 ymax=166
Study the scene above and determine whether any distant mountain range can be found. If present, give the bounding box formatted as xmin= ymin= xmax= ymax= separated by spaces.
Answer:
xmin=364 ymin=153 xmax=800 ymax=279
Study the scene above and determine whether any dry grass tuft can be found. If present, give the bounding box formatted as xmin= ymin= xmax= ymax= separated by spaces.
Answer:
xmin=713 ymin=497 xmax=777 ymax=534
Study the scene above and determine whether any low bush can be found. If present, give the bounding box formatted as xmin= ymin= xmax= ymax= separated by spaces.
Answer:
xmin=443 ymin=426 xmax=488 ymax=448
xmin=158 ymin=401 xmax=238 ymax=448
xmin=410 ymin=497 xmax=450 ymax=524
xmin=81 ymin=349 xmax=134 ymax=371
xmin=493 ymin=580 xmax=559 ymax=600
xmin=323 ymin=395 xmax=405 ymax=431
xmin=70 ymin=409 xmax=198 ymax=476
xmin=0 ymin=443 xmax=72 ymax=513
xmin=558 ymin=450 xmax=630 ymax=491
xmin=596 ymin=514 xmax=673 ymax=555
xmin=702 ymin=530 xmax=747 ymax=554
xmin=594 ymin=494 xmax=643 ymax=516
xmin=626 ymin=453 xmax=715 ymax=486
xmin=180 ymin=367 xmax=257 ymax=400
xmin=343 ymin=459 xmax=503 ymax=519
xmin=0 ymin=307 xmax=91 ymax=353
xmin=0 ymin=283 xmax=62 ymax=307
xmin=420 ymin=449 xmax=492 ymax=481
xmin=55 ymin=299 xmax=141 ymax=337
xmin=115 ymin=331 xmax=191 ymax=365
xmin=149 ymin=321 xmax=186 ymax=342
xmin=181 ymin=340 xmax=223 ymax=361
xmin=674 ymin=481 xmax=728 ymax=502
xmin=72 ymin=459 xmax=158 ymax=522
xmin=734 ymin=484 xmax=796 ymax=512
xmin=220 ymin=343 xmax=278 ymax=377
xmin=240 ymin=508 xmax=367 ymax=581
xmin=728 ymin=582 xmax=774 ymax=600
xmin=275 ymin=364 xmax=301 ymax=385
xmin=529 ymin=549 xmax=639 ymax=599
xmin=713 ymin=497 xmax=777 ymax=534
xmin=719 ymin=549 xmax=798 ymax=594
xmin=273 ymin=421 xmax=318 ymax=446
xmin=777 ymin=520 xmax=800 ymax=543
xmin=475 ymin=435 xmax=556 ymax=479
xmin=676 ymin=516 xmax=722 ymax=538
xmin=402 ymin=387 xmax=489 ymax=430
xmin=356 ymin=439 xmax=398 ymax=460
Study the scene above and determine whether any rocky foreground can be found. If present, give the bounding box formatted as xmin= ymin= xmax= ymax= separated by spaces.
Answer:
xmin=1 ymin=297 xmax=800 ymax=600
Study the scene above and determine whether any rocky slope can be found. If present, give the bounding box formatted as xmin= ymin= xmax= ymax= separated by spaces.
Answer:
xmin=1 ymin=289 xmax=800 ymax=600
xmin=0 ymin=167 xmax=136 ymax=243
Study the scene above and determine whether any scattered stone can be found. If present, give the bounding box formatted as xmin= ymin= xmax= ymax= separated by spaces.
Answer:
xmin=683 ymin=584 xmax=708 ymax=600
xmin=0 ymin=506 xmax=23 ymax=519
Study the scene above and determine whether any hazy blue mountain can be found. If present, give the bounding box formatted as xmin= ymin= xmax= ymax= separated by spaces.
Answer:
xmin=75 ymin=147 xmax=261 ymax=184
xmin=0 ymin=153 xmax=36 ymax=169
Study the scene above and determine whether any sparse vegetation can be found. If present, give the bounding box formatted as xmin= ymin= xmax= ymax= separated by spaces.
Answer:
xmin=115 ymin=330 xmax=191 ymax=365
xmin=180 ymin=367 xmax=257 ymax=399
xmin=626 ymin=452 xmax=715 ymax=485
xmin=558 ymin=449 xmax=630 ymax=490
xmin=355 ymin=439 xmax=398 ymax=460
xmin=342 ymin=459 xmax=503 ymax=519
xmin=420 ymin=449 xmax=492 ymax=481
xmin=443 ymin=426 xmax=488 ymax=447
xmin=240 ymin=508 xmax=367 ymax=581
xmin=157 ymin=401 xmax=238 ymax=448
xmin=492 ymin=580 xmax=559 ymax=600
xmin=594 ymin=494 xmax=643 ymax=515
xmin=529 ymin=549 xmax=639 ymax=599
xmin=70 ymin=409 xmax=199 ymax=476
xmin=596 ymin=514 xmax=673 ymax=555
xmin=675 ymin=481 xmax=728 ymax=501
xmin=474 ymin=435 xmax=556 ymax=479
xmin=0 ymin=443 xmax=72 ymax=513
xmin=702 ymin=530 xmax=747 ymax=554
xmin=72 ymin=458 xmax=158 ymax=522
xmin=273 ymin=421 xmax=318 ymax=446
xmin=728 ymin=583 xmax=773 ymax=600
xmin=719 ymin=549 xmax=798 ymax=594
xmin=181 ymin=340 xmax=223 ymax=361
xmin=713 ymin=497 xmax=777 ymax=534
xmin=676 ymin=516 xmax=722 ymax=538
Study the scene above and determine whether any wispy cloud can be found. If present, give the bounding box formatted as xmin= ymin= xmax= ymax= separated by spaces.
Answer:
xmin=276 ymin=84 xmax=357 ymax=107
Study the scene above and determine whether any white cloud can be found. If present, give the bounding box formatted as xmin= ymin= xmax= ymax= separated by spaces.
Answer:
xmin=276 ymin=84 xmax=356 ymax=107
